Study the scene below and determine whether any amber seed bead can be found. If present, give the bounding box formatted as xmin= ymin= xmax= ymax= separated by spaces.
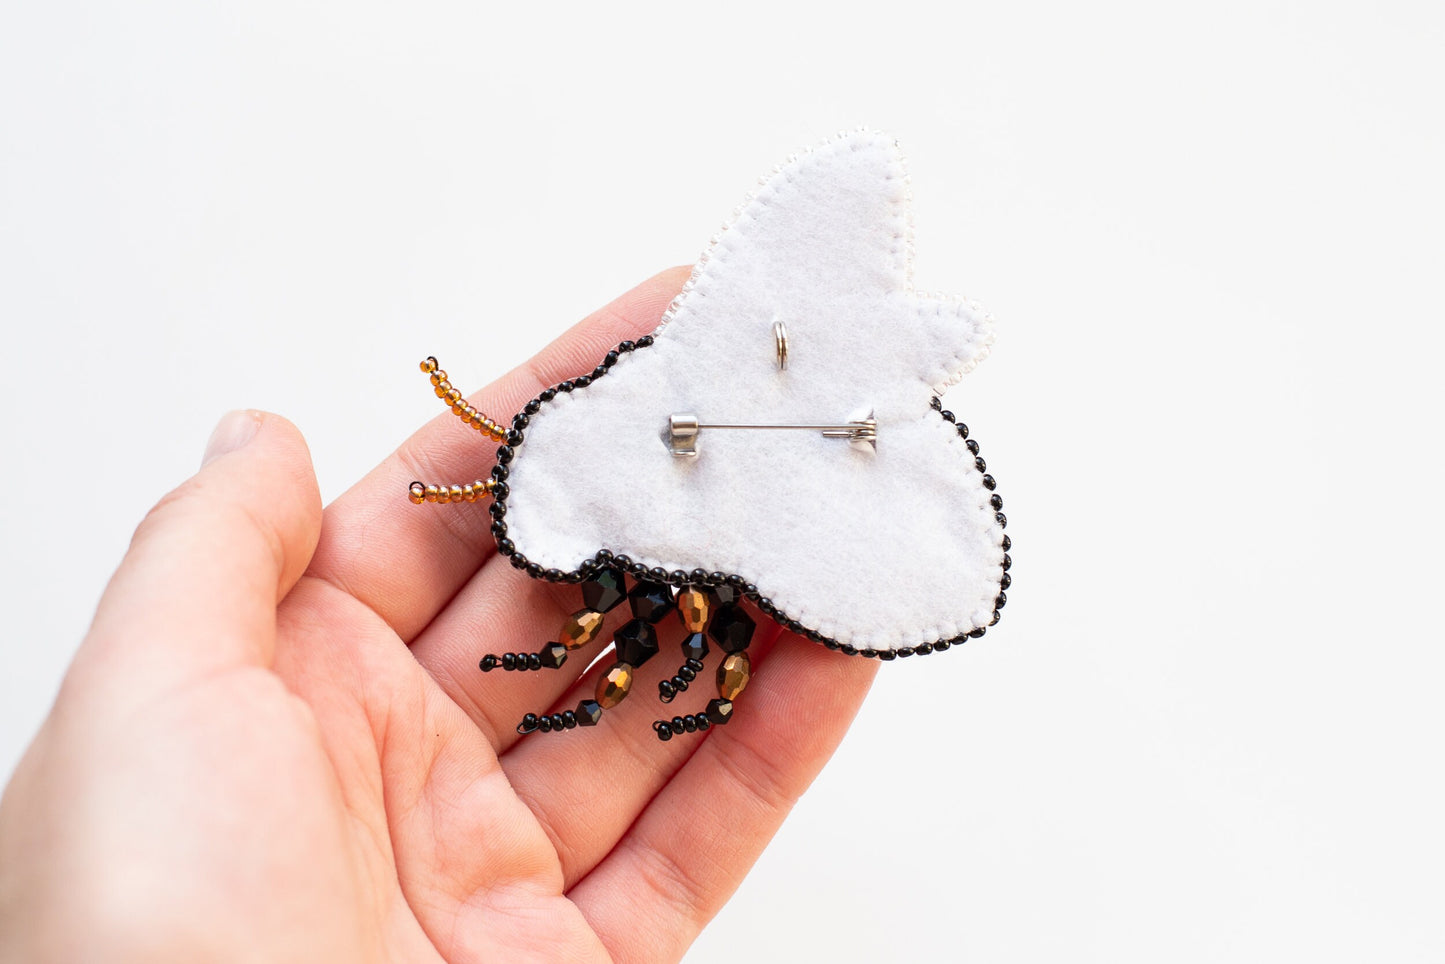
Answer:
xmin=449 ymin=484 xmax=464 ymax=502
xmin=408 ymin=482 xmax=426 ymax=504
xmin=421 ymin=357 xmax=439 ymax=373
xmin=424 ymin=484 xmax=440 ymax=503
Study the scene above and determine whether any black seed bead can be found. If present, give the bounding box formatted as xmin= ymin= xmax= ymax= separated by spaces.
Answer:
xmin=743 ymin=583 xmax=759 ymax=600
xmin=806 ymin=629 xmax=823 ymax=642
xmin=930 ymin=396 xmax=942 ymax=410
xmin=671 ymin=569 xmax=689 ymax=584
xmin=957 ymin=423 xmax=969 ymax=439
xmin=939 ymin=409 xmax=956 ymax=423
xmin=823 ymin=638 xmax=841 ymax=650
xmin=491 ymin=481 xmax=510 ymax=499
xmin=670 ymin=717 xmax=685 ymax=734
xmin=629 ymin=561 xmax=648 ymax=577
xmin=558 ymin=380 xmax=575 ymax=393
xmin=596 ymin=549 xmax=614 ymax=563
xmin=489 ymin=501 xmax=506 ymax=519
xmin=539 ymin=388 xmax=556 ymax=401
xmin=524 ymin=399 xmax=541 ymax=415
xmin=991 ymin=494 xmax=1003 ymax=510
xmin=934 ymin=639 xmax=951 ymax=651
xmin=969 ymin=627 xmax=986 ymax=638
xmin=506 ymin=429 xmax=523 ymax=446
xmin=648 ymin=566 xmax=668 ymax=582
xmin=705 ymin=698 xmax=734 ymax=725
xmin=659 ymin=680 xmax=676 ymax=702
xmin=995 ymin=590 xmax=1007 ymax=609
xmin=696 ymin=715 xmax=710 ymax=731
xmin=982 ymin=474 xmax=996 ymax=490
xmin=841 ymin=644 xmax=858 ymax=656
xmin=480 ymin=655 xmax=499 ymax=671
xmin=539 ymin=644 xmax=568 ymax=669
xmin=502 ymin=653 xmax=517 ymax=671
xmin=859 ymin=648 xmax=877 ymax=659
xmin=1002 ymin=535 xmax=1011 ymax=551
xmin=526 ymin=563 xmax=543 ymax=578
xmin=523 ymin=712 xmax=538 ymax=726
xmin=898 ymin=646 xmax=915 ymax=657
xmin=551 ymin=713 xmax=566 ymax=731
xmin=496 ymin=445 xmax=514 ymax=464
xmin=544 ymin=567 xmax=564 ymax=582
xmin=497 ymin=538 xmax=516 ymax=557
xmin=613 ymin=554 xmax=632 ymax=570
xmin=491 ymin=467 xmax=509 ymax=486
xmin=564 ymin=570 xmax=583 ymax=584
xmin=526 ymin=653 xmax=541 ymax=670
xmin=990 ymin=610 xmax=1001 ymax=626
xmin=575 ymin=700 xmax=603 ymax=726
xmin=512 ymin=414 xmax=529 ymax=431
xmin=678 ymin=664 xmax=697 ymax=682
xmin=966 ymin=439 xmax=979 ymax=455
xmin=655 ymin=723 xmax=673 ymax=742
xmin=563 ymin=710 xmax=577 ymax=729
xmin=581 ymin=567 xmax=627 ymax=613
xmin=917 ymin=642 xmax=934 ymax=655
xmin=604 ymin=351 xmax=620 ymax=366
xmin=690 ymin=567 xmax=708 ymax=583
xmin=636 ymin=335 xmax=654 ymax=348
xmin=878 ymin=650 xmax=897 ymax=661
xmin=1000 ymin=572 xmax=1011 ymax=590
xmin=509 ymin=553 xmax=528 ymax=570
xmin=614 ymin=618 xmax=660 ymax=666
xmin=591 ymin=365 xmax=608 ymax=379
xmin=758 ymin=598 xmax=776 ymax=616
xmin=490 ymin=521 xmax=507 ymax=538
xmin=537 ymin=716 xmax=552 ymax=732
xmin=709 ymin=571 xmax=729 ymax=587
xmin=1003 ymin=553 xmax=1012 ymax=570
xmin=975 ymin=457 xmax=987 ymax=473
xmin=996 ymin=511 xmax=1007 ymax=528
xmin=726 ymin=574 xmax=745 ymax=589
xmin=683 ymin=715 xmax=698 ymax=733
xmin=574 ymin=375 xmax=592 ymax=388
xmin=618 ymin=339 xmax=636 ymax=352
xmin=708 ymin=604 xmax=756 ymax=653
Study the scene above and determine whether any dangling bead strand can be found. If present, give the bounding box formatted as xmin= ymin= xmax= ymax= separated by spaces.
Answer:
xmin=419 ymin=356 xmax=507 ymax=442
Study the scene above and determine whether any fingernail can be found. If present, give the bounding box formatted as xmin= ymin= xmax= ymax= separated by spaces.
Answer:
xmin=202 ymin=410 xmax=261 ymax=467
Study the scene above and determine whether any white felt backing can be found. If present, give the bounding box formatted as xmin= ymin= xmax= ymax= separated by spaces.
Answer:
xmin=504 ymin=130 xmax=1005 ymax=652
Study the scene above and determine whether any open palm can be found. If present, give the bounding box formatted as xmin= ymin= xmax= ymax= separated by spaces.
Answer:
xmin=0 ymin=269 xmax=877 ymax=963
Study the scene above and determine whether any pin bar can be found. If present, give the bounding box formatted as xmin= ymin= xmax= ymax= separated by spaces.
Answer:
xmin=667 ymin=412 xmax=876 ymax=458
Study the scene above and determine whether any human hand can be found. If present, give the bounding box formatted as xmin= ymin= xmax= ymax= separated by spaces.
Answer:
xmin=0 ymin=269 xmax=879 ymax=963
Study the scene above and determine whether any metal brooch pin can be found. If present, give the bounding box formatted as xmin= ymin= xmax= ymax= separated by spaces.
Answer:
xmin=773 ymin=320 xmax=789 ymax=371
xmin=666 ymin=411 xmax=877 ymax=458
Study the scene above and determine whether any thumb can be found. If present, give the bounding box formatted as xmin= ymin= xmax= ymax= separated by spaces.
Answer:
xmin=75 ymin=411 xmax=323 ymax=694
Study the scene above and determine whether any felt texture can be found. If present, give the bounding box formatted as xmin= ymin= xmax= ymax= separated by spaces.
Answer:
xmin=504 ymin=130 xmax=1005 ymax=652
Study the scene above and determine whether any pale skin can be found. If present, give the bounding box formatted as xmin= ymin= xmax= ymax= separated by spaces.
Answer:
xmin=0 ymin=268 xmax=879 ymax=963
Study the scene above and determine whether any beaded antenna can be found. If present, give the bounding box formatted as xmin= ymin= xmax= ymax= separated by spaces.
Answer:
xmin=409 ymin=130 xmax=1010 ymax=742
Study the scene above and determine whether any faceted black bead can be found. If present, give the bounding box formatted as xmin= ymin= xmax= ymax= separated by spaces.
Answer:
xmin=539 ymin=388 xmax=556 ymax=401
xmin=1000 ymin=572 xmax=1012 ymax=590
xmin=1002 ymin=535 xmax=1011 ymax=551
xmin=708 ymin=604 xmax=756 ymax=653
xmin=496 ymin=445 xmax=514 ymax=464
xmin=939 ymin=409 xmax=956 ymax=423
xmin=524 ymin=399 xmax=541 ymax=415
xmin=636 ymin=335 xmax=654 ymax=348
xmin=707 ymin=583 xmax=739 ymax=609
xmin=956 ymin=423 xmax=969 ymax=439
xmin=705 ymin=698 xmax=734 ymax=725
xmin=618 ymin=339 xmax=636 ymax=352
xmin=539 ymin=643 xmax=568 ymax=669
xmin=573 ymin=375 xmax=591 ymax=388
xmin=575 ymin=699 xmax=603 ymax=726
xmin=497 ymin=538 xmax=515 ymax=557
xmin=966 ymin=439 xmax=980 ymax=455
xmin=629 ymin=581 xmax=674 ymax=622
xmin=581 ymin=567 xmax=627 ymax=613
xmin=614 ymin=618 xmax=659 ymax=666
xmin=982 ymin=474 xmax=996 ymax=490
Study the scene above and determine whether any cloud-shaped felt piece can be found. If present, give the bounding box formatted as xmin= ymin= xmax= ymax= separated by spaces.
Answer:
xmin=502 ymin=131 xmax=1007 ymax=653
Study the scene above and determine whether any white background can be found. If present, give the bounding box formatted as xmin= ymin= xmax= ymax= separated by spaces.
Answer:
xmin=2 ymin=2 xmax=1442 ymax=961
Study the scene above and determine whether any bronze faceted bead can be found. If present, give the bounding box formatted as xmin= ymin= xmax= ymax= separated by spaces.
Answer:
xmin=677 ymin=586 xmax=710 ymax=633
xmin=717 ymin=651 xmax=751 ymax=701
xmin=596 ymin=663 xmax=634 ymax=708
xmin=560 ymin=609 xmax=605 ymax=650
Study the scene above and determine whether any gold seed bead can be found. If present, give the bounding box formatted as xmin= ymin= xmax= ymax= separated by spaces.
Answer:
xmin=445 ymin=388 xmax=462 ymax=404
xmin=408 ymin=482 xmax=426 ymax=504
xmin=434 ymin=386 xmax=447 ymax=399
xmin=483 ymin=478 xmax=497 ymax=493
xmin=596 ymin=663 xmax=634 ymax=708
xmin=420 ymin=357 xmax=438 ymax=373
xmin=424 ymin=484 xmax=440 ymax=503
xmin=490 ymin=424 xmax=506 ymax=441
xmin=430 ymin=372 xmax=443 ymax=387
xmin=481 ymin=418 xmax=497 ymax=435
xmin=448 ymin=484 xmax=463 ymax=502
xmin=462 ymin=483 xmax=476 ymax=502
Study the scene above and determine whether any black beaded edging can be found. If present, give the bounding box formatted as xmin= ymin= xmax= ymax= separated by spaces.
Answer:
xmin=486 ymin=335 xmax=1011 ymax=659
